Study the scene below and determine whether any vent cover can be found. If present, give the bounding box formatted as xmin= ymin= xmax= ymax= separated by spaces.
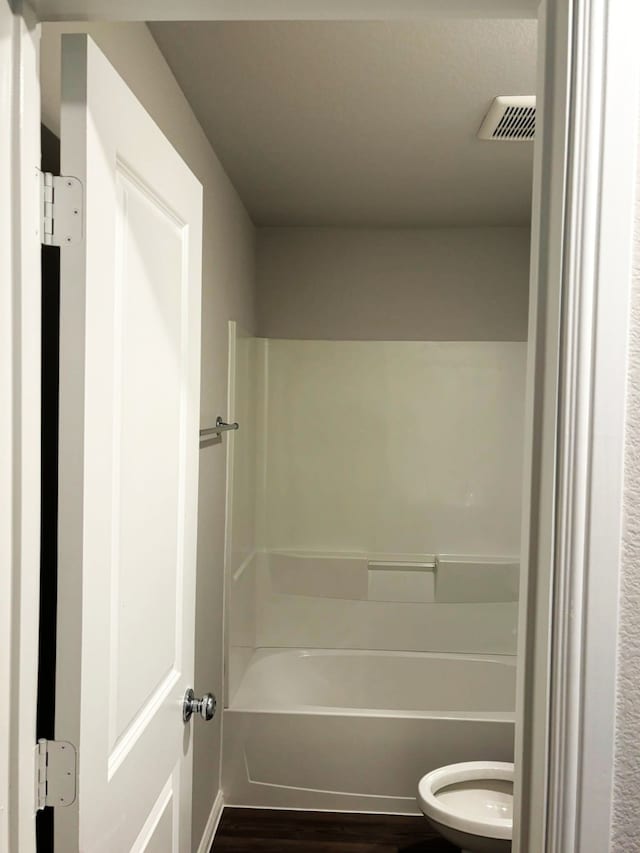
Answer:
xmin=478 ymin=96 xmax=536 ymax=141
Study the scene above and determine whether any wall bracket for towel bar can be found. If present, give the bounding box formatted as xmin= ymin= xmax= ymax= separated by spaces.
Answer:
xmin=200 ymin=417 xmax=239 ymax=439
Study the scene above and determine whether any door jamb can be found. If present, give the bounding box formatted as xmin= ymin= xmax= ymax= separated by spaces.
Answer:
xmin=541 ymin=1 xmax=640 ymax=849
xmin=1 ymin=3 xmax=42 ymax=853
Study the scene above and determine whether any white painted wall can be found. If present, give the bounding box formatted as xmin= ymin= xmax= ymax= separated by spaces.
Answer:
xmin=257 ymin=227 xmax=530 ymax=341
xmin=40 ymin=23 xmax=256 ymax=850
xmin=612 ymin=120 xmax=640 ymax=852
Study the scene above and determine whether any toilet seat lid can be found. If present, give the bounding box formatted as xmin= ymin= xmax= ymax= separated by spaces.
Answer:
xmin=417 ymin=761 xmax=513 ymax=841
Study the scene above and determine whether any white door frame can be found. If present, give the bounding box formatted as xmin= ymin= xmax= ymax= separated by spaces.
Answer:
xmin=3 ymin=1 xmax=638 ymax=852
xmin=544 ymin=2 xmax=639 ymax=849
xmin=515 ymin=1 xmax=640 ymax=850
xmin=1 ymin=2 xmax=42 ymax=852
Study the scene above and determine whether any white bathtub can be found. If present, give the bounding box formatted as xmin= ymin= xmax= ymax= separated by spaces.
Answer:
xmin=222 ymin=648 xmax=516 ymax=814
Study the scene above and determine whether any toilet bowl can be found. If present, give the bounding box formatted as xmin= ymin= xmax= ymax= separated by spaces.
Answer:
xmin=417 ymin=761 xmax=513 ymax=853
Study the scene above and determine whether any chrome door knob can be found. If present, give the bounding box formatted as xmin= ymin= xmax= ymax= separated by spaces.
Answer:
xmin=183 ymin=688 xmax=217 ymax=723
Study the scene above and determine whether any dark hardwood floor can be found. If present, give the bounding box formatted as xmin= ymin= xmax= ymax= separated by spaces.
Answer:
xmin=211 ymin=808 xmax=460 ymax=852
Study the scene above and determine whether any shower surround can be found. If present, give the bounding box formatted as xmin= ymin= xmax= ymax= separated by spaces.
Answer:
xmin=222 ymin=328 xmax=526 ymax=811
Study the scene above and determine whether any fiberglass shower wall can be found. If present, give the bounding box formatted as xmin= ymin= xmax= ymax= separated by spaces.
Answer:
xmin=226 ymin=227 xmax=529 ymax=703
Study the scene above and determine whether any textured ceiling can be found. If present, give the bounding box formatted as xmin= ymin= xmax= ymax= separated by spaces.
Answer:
xmin=150 ymin=20 xmax=537 ymax=226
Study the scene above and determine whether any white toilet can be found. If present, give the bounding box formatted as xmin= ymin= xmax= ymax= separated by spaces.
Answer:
xmin=417 ymin=761 xmax=513 ymax=853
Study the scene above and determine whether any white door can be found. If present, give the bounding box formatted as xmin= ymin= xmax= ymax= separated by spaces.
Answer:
xmin=54 ymin=34 xmax=203 ymax=853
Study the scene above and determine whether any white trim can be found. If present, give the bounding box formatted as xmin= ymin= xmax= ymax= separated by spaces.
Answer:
xmin=196 ymin=791 xmax=224 ymax=853
xmin=34 ymin=0 xmax=538 ymax=21
xmin=0 ymin=6 xmax=15 ymax=847
xmin=1 ymin=3 xmax=42 ymax=853
xmin=221 ymin=320 xmax=237 ymax=715
xmin=512 ymin=0 xmax=572 ymax=849
xmin=516 ymin=0 xmax=640 ymax=851
xmin=575 ymin=0 xmax=640 ymax=842
xmin=546 ymin=1 xmax=640 ymax=851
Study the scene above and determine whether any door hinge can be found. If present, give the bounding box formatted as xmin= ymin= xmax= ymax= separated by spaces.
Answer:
xmin=39 ymin=170 xmax=83 ymax=246
xmin=36 ymin=739 xmax=77 ymax=810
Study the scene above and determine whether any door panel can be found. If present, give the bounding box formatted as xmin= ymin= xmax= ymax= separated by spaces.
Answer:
xmin=109 ymin=164 xmax=184 ymax=763
xmin=55 ymin=34 xmax=202 ymax=853
xmin=130 ymin=775 xmax=177 ymax=853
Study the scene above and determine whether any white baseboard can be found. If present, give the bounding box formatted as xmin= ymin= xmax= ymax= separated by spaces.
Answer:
xmin=196 ymin=790 xmax=224 ymax=853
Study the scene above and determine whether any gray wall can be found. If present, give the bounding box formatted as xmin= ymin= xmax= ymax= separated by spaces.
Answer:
xmin=612 ymin=132 xmax=640 ymax=851
xmin=257 ymin=226 xmax=530 ymax=341
xmin=40 ymin=22 xmax=256 ymax=850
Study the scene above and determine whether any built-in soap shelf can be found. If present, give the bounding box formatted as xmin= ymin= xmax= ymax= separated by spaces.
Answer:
xmin=367 ymin=559 xmax=436 ymax=603
xmin=264 ymin=550 xmax=519 ymax=604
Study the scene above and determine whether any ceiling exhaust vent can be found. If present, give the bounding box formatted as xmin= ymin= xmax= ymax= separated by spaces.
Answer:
xmin=478 ymin=96 xmax=536 ymax=141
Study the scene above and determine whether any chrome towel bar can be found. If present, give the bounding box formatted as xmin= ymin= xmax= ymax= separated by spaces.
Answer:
xmin=200 ymin=416 xmax=239 ymax=439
